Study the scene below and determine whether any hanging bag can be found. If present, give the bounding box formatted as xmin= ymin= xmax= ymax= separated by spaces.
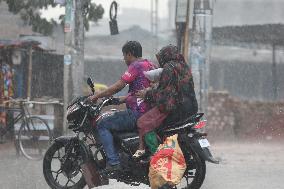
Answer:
xmin=149 ymin=134 xmax=186 ymax=189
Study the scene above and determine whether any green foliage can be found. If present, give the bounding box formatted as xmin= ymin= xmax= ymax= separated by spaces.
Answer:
xmin=83 ymin=3 xmax=104 ymax=31
xmin=2 ymin=0 xmax=104 ymax=35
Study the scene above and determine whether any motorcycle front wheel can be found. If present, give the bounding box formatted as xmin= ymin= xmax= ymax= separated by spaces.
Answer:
xmin=43 ymin=141 xmax=89 ymax=189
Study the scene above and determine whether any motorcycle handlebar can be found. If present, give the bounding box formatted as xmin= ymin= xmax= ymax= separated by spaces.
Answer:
xmin=100 ymin=98 xmax=112 ymax=107
xmin=81 ymin=97 xmax=119 ymax=113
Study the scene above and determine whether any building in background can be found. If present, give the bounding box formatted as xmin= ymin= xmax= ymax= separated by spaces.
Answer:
xmin=0 ymin=1 xmax=64 ymax=54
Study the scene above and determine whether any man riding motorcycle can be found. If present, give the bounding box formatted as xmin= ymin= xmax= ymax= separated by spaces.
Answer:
xmin=88 ymin=41 xmax=156 ymax=173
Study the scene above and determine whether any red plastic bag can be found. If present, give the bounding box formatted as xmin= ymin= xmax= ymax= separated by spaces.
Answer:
xmin=149 ymin=134 xmax=186 ymax=189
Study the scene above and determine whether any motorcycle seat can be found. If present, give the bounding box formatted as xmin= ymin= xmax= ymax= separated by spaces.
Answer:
xmin=160 ymin=113 xmax=204 ymax=131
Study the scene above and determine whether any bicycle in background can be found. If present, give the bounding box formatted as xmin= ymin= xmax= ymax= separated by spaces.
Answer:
xmin=0 ymin=98 xmax=52 ymax=160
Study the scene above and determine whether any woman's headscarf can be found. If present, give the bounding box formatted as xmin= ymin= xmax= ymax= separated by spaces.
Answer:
xmin=156 ymin=44 xmax=185 ymax=67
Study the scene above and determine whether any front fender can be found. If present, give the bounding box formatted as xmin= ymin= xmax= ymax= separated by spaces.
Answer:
xmin=54 ymin=135 xmax=76 ymax=145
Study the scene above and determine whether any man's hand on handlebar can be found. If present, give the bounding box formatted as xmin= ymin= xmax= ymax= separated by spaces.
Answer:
xmin=87 ymin=95 xmax=99 ymax=104
xmin=86 ymin=95 xmax=120 ymax=106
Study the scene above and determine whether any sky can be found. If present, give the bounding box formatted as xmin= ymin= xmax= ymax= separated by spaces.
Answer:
xmin=41 ymin=0 xmax=169 ymax=21
xmin=95 ymin=0 xmax=169 ymax=18
xmin=40 ymin=0 xmax=284 ymax=34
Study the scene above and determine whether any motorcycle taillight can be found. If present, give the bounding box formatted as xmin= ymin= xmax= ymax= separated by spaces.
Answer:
xmin=194 ymin=120 xmax=207 ymax=129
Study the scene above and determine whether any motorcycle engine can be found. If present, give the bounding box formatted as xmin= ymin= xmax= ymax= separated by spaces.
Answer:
xmin=119 ymin=151 xmax=146 ymax=177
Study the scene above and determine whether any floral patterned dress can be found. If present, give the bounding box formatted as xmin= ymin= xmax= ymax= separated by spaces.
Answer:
xmin=145 ymin=45 xmax=198 ymax=121
xmin=138 ymin=45 xmax=198 ymax=154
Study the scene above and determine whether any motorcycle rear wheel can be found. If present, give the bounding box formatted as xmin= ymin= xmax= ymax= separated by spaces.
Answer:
xmin=175 ymin=146 xmax=206 ymax=189
xmin=43 ymin=141 xmax=89 ymax=189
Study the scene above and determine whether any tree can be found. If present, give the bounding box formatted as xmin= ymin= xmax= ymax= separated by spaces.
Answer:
xmin=1 ymin=0 xmax=104 ymax=35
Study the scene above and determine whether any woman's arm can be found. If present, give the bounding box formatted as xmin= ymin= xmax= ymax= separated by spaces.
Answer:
xmin=145 ymin=66 xmax=174 ymax=101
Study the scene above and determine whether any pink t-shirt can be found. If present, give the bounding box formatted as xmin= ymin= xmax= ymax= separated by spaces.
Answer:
xmin=121 ymin=59 xmax=156 ymax=118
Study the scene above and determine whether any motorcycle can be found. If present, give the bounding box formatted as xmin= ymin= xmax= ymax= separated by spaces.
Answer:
xmin=43 ymin=78 xmax=219 ymax=189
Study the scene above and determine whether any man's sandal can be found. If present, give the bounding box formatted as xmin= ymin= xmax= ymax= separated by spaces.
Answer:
xmin=133 ymin=149 xmax=145 ymax=158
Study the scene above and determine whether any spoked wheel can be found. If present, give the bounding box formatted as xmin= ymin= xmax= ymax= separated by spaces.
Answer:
xmin=175 ymin=149 xmax=206 ymax=189
xmin=18 ymin=116 xmax=52 ymax=160
xmin=43 ymin=141 xmax=89 ymax=189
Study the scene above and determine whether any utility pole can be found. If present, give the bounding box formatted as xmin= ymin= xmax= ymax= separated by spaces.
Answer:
xmin=191 ymin=0 xmax=213 ymax=116
xmin=63 ymin=0 xmax=85 ymax=134
xmin=151 ymin=0 xmax=158 ymax=36
xmin=27 ymin=46 xmax=33 ymax=100
xmin=151 ymin=0 xmax=159 ymax=52
xmin=182 ymin=1 xmax=190 ymax=60
xmin=72 ymin=0 xmax=85 ymax=99
xmin=272 ymin=43 xmax=278 ymax=101
xmin=63 ymin=0 xmax=74 ymax=134
xmin=175 ymin=0 xmax=190 ymax=61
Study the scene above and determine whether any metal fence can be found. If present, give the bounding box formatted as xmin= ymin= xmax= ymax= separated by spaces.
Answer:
xmin=210 ymin=60 xmax=284 ymax=101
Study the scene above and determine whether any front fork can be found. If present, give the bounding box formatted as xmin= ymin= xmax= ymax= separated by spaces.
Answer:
xmin=54 ymin=136 xmax=92 ymax=165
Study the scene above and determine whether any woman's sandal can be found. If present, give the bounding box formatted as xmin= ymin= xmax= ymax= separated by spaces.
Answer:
xmin=133 ymin=149 xmax=145 ymax=158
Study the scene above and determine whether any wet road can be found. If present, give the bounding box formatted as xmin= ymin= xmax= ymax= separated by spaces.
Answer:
xmin=0 ymin=141 xmax=283 ymax=189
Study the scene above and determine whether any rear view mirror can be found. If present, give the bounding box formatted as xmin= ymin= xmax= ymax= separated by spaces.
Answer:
xmin=87 ymin=77 xmax=95 ymax=94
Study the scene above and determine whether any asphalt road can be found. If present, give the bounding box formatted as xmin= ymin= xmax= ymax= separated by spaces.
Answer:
xmin=0 ymin=140 xmax=283 ymax=189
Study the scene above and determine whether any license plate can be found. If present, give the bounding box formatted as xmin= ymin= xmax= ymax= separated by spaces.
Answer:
xmin=198 ymin=138 xmax=210 ymax=148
